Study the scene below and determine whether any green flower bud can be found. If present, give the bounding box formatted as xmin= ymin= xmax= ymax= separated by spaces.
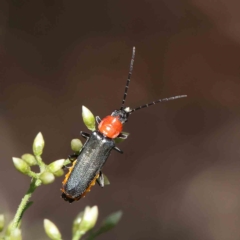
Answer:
xmin=48 ymin=159 xmax=65 ymax=173
xmin=71 ymin=139 xmax=83 ymax=153
xmin=82 ymin=106 xmax=95 ymax=131
xmin=12 ymin=157 xmax=30 ymax=175
xmin=9 ymin=228 xmax=22 ymax=240
xmin=21 ymin=154 xmax=37 ymax=166
xmin=33 ymin=132 xmax=45 ymax=156
xmin=5 ymin=221 xmax=13 ymax=237
xmin=53 ymin=169 xmax=64 ymax=177
xmin=79 ymin=206 xmax=98 ymax=233
xmin=44 ymin=219 xmax=62 ymax=240
xmin=40 ymin=172 xmax=55 ymax=185
xmin=0 ymin=214 xmax=4 ymax=232
xmin=72 ymin=210 xmax=84 ymax=236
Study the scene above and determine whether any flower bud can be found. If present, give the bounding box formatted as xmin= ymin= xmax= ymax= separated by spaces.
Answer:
xmin=79 ymin=206 xmax=98 ymax=233
xmin=82 ymin=106 xmax=95 ymax=131
xmin=5 ymin=221 xmax=13 ymax=237
xmin=48 ymin=159 xmax=65 ymax=173
xmin=12 ymin=158 xmax=30 ymax=175
xmin=44 ymin=219 xmax=62 ymax=240
xmin=53 ymin=169 xmax=64 ymax=177
xmin=71 ymin=139 xmax=83 ymax=153
xmin=72 ymin=211 xmax=84 ymax=236
xmin=33 ymin=132 xmax=45 ymax=156
xmin=9 ymin=228 xmax=22 ymax=240
xmin=0 ymin=214 xmax=4 ymax=232
xmin=21 ymin=154 xmax=37 ymax=166
xmin=72 ymin=206 xmax=98 ymax=239
xmin=40 ymin=172 xmax=55 ymax=185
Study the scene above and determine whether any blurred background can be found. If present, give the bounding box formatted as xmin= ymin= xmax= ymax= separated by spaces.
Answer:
xmin=1 ymin=0 xmax=240 ymax=239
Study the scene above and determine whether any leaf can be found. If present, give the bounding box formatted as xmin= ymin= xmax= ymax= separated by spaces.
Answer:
xmin=86 ymin=211 xmax=122 ymax=240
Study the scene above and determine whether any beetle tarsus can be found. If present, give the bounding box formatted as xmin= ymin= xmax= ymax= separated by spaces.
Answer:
xmin=68 ymin=154 xmax=79 ymax=162
xmin=96 ymin=171 xmax=104 ymax=187
xmin=62 ymin=154 xmax=78 ymax=169
xmin=96 ymin=116 xmax=102 ymax=124
xmin=113 ymin=146 xmax=123 ymax=154
xmin=80 ymin=131 xmax=90 ymax=139
xmin=117 ymin=132 xmax=128 ymax=139
xmin=62 ymin=165 xmax=70 ymax=170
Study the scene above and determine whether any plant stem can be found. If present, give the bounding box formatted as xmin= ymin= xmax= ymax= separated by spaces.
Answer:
xmin=10 ymin=178 xmax=41 ymax=231
xmin=72 ymin=230 xmax=85 ymax=240
xmin=35 ymin=156 xmax=45 ymax=172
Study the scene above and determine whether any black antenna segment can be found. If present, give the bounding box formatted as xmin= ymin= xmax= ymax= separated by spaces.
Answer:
xmin=120 ymin=47 xmax=187 ymax=113
xmin=120 ymin=46 xmax=136 ymax=110
xmin=129 ymin=95 xmax=187 ymax=114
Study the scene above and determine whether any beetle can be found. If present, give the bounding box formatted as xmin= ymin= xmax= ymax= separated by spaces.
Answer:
xmin=61 ymin=47 xmax=187 ymax=203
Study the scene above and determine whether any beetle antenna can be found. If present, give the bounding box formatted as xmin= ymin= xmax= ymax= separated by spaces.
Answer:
xmin=128 ymin=95 xmax=187 ymax=114
xmin=120 ymin=46 xmax=136 ymax=110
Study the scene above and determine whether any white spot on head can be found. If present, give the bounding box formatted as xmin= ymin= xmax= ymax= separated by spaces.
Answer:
xmin=124 ymin=107 xmax=131 ymax=113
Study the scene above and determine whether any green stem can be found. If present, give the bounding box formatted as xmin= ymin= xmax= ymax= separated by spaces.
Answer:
xmin=72 ymin=230 xmax=85 ymax=240
xmin=35 ymin=156 xmax=45 ymax=172
xmin=10 ymin=178 xmax=41 ymax=231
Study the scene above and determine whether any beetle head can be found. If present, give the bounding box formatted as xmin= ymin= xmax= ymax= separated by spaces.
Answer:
xmin=111 ymin=108 xmax=131 ymax=124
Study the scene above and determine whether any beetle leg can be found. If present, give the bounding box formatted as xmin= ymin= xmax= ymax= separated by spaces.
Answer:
xmin=117 ymin=132 xmax=128 ymax=139
xmin=80 ymin=131 xmax=90 ymax=139
xmin=62 ymin=165 xmax=70 ymax=170
xmin=62 ymin=153 xmax=78 ymax=170
xmin=96 ymin=171 xmax=104 ymax=187
xmin=113 ymin=146 xmax=123 ymax=154
xmin=68 ymin=154 xmax=79 ymax=162
xmin=96 ymin=116 xmax=102 ymax=124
